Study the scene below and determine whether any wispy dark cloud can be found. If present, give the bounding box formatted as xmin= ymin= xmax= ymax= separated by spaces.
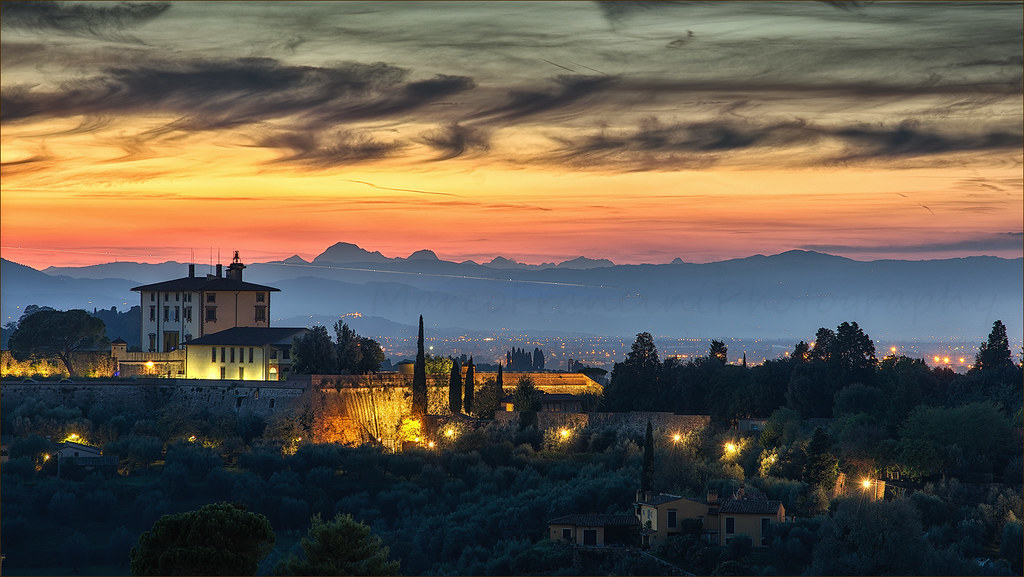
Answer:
xmin=802 ymin=233 xmax=1024 ymax=255
xmin=259 ymin=130 xmax=405 ymax=169
xmin=417 ymin=123 xmax=490 ymax=161
xmin=0 ymin=1 xmax=171 ymax=41
xmin=474 ymin=75 xmax=618 ymax=123
xmin=551 ymin=116 xmax=1022 ymax=169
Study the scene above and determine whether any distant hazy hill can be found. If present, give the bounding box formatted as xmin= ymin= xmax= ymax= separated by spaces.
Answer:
xmin=3 ymin=244 xmax=1021 ymax=342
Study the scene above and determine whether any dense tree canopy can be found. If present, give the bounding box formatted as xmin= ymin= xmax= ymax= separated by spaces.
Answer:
xmin=130 ymin=502 xmax=275 ymax=576
xmin=275 ymin=513 xmax=399 ymax=576
xmin=8 ymin=308 xmax=109 ymax=376
xmin=291 ymin=325 xmax=336 ymax=374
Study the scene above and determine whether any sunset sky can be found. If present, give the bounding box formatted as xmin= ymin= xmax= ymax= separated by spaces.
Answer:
xmin=2 ymin=1 xmax=1021 ymax=269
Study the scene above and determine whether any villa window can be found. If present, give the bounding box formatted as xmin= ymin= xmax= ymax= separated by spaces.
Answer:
xmin=230 ymin=347 xmax=235 ymax=363
xmin=175 ymin=292 xmax=180 ymax=302
xmin=221 ymin=347 xmax=226 ymax=363
xmin=185 ymin=307 xmax=192 ymax=322
xmin=149 ymin=306 xmax=156 ymax=321
xmin=249 ymin=347 xmax=254 ymax=363
xmin=212 ymin=348 xmax=217 ymax=362
xmin=163 ymin=306 xmax=169 ymax=321
xmin=668 ymin=510 xmax=677 ymax=528
xmin=164 ymin=293 xmax=169 ymax=302
xmin=761 ymin=518 xmax=771 ymax=546
xmin=174 ymin=306 xmax=179 ymax=322
xmin=256 ymin=293 xmax=265 ymax=302
xmin=150 ymin=293 xmax=155 ymax=302
xmin=725 ymin=517 xmax=735 ymax=535
xmin=207 ymin=293 xmax=216 ymax=303
xmin=148 ymin=333 xmax=156 ymax=352
xmin=206 ymin=307 xmax=217 ymax=322
xmin=255 ymin=306 xmax=266 ymax=321
xmin=562 ymin=528 xmax=572 ymax=541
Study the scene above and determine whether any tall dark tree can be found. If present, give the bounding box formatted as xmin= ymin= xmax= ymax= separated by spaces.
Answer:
xmin=834 ymin=321 xmax=877 ymax=380
xmin=975 ymin=320 xmax=1013 ymax=371
xmin=792 ymin=341 xmax=811 ymax=362
xmin=274 ymin=513 xmax=399 ymax=576
xmin=334 ymin=321 xmax=361 ymax=374
xmin=641 ymin=421 xmax=654 ymax=493
xmin=412 ymin=316 xmax=427 ymax=416
xmin=803 ymin=427 xmax=839 ymax=492
xmin=533 ymin=348 xmax=545 ymax=370
xmin=511 ymin=376 xmax=542 ymax=412
xmin=496 ymin=362 xmax=504 ymax=397
xmin=291 ymin=326 xmax=336 ymax=374
xmin=810 ymin=327 xmax=836 ymax=362
xmin=463 ymin=357 xmax=475 ymax=415
xmin=709 ymin=340 xmax=728 ymax=366
xmin=355 ymin=337 xmax=385 ymax=374
xmin=448 ymin=358 xmax=462 ymax=415
xmin=8 ymin=309 xmax=108 ymax=376
xmin=604 ymin=332 xmax=660 ymax=411
xmin=130 ymin=502 xmax=275 ymax=576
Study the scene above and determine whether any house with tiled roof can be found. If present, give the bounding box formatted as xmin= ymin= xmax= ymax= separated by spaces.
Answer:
xmin=547 ymin=514 xmax=639 ymax=547
xmin=636 ymin=486 xmax=785 ymax=548
xmin=131 ymin=252 xmax=279 ymax=353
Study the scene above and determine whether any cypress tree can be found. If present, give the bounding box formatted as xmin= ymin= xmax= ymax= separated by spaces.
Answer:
xmin=641 ymin=421 xmax=654 ymax=492
xmin=448 ymin=358 xmax=462 ymax=415
xmin=496 ymin=362 xmax=504 ymax=398
xmin=463 ymin=357 xmax=475 ymax=415
xmin=412 ymin=315 xmax=427 ymax=416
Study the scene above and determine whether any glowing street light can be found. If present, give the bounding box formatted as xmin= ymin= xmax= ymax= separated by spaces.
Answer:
xmin=559 ymin=429 xmax=570 ymax=439
xmin=672 ymin=433 xmax=682 ymax=443
xmin=724 ymin=442 xmax=738 ymax=455
xmin=445 ymin=428 xmax=455 ymax=438
xmin=861 ymin=479 xmax=872 ymax=489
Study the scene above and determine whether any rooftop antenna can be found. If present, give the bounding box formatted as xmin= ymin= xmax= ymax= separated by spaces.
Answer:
xmin=209 ymin=247 xmax=213 ymax=274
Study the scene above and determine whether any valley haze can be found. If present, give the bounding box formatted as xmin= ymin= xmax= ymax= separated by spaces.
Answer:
xmin=3 ymin=242 xmax=1021 ymax=367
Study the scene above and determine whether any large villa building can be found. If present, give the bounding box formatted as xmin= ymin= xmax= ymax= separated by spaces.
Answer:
xmin=118 ymin=252 xmax=305 ymax=380
xmin=132 ymin=252 xmax=278 ymax=353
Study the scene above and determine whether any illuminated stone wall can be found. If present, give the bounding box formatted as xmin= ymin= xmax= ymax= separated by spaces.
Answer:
xmin=0 ymin=350 xmax=117 ymax=378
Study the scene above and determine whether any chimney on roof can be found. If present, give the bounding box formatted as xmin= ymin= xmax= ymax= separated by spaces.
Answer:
xmin=707 ymin=489 xmax=718 ymax=505
xmin=216 ymin=264 xmax=223 ymax=277
xmin=188 ymin=264 xmax=195 ymax=278
xmin=227 ymin=250 xmax=245 ymax=282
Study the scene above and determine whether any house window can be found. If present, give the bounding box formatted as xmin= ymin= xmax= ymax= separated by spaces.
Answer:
xmin=164 ymin=306 xmax=169 ymax=321
xmin=283 ymin=349 xmax=290 ymax=359
xmin=249 ymin=347 xmax=254 ymax=363
xmin=583 ymin=529 xmax=597 ymax=546
xmin=230 ymin=347 xmax=235 ymax=363
xmin=164 ymin=293 xmax=169 ymax=302
xmin=239 ymin=367 xmax=245 ymax=380
xmin=185 ymin=307 xmax=192 ymax=322
xmin=148 ymin=333 xmax=156 ymax=352
xmin=255 ymin=306 xmax=266 ymax=321
xmin=220 ymin=366 xmax=226 ymax=379
xmin=175 ymin=292 xmax=180 ymax=301
xmin=184 ymin=293 xmax=191 ymax=302
xmin=206 ymin=307 xmax=217 ymax=321
xmin=212 ymin=348 xmax=217 ymax=362
xmin=174 ymin=306 xmax=179 ymax=322
xmin=207 ymin=293 xmax=216 ymax=303
xmin=149 ymin=306 xmax=156 ymax=321
xmin=562 ymin=528 xmax=572 ymax=541
xmin=725 ymin=517 xmax=735 ymax=535
xmin=256 ymin=293 xmax=265 ymax=302
xmin=668 ymin=509 xmax=677 ymax=528
xmin=221 ymin=347 xmax=226 ymax=363
xmin=150 ymin=293 xmax=155 ymax=302
xmin=269 ymin=399 xmax=276 ymax=409
xmin=761 ymin=518 xmax=771 ymax=547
